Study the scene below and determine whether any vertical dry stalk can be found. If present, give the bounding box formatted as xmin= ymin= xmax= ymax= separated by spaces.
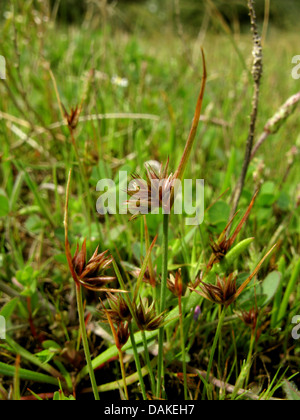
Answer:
xmin=230 ymin=0 xmax=263 ymax=221
xmin=173 ymin=48 xmax=207 ymax=183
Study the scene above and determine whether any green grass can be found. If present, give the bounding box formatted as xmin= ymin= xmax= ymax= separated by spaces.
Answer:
xmin=0 ymin=0 xmax=299 ymax=400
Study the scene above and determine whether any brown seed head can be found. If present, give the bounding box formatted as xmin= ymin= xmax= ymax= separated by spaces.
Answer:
xmin=127 ymin=159 xmax=175 ymax=220
xmin=167 ymin=269 xmax=184 ymax=297
xmin=135 ymin=298 xmax=165 ymax=331
xmin=63 ymin=104 xmax=81 ymax=130
xmin=131 ymin=266 xmax=157 ymax=288
xmin=99 ymin=292 xmax=132 ymax=323
xmin=191 ymin=273 xmax=237 ymax=307
xmin=190 ymin=243 xmax=277 ymax=307
xmin=71 ymin=240 xmax=115 ymax=291
xmin=207 ymin=191 xmax=259 ymax=270
xmin=116 ymin=322 xmax=130 ymax=348
xmin=239 ymin=307 xmax=258 ymax=331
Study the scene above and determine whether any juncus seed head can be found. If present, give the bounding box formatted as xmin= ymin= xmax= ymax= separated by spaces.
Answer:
xmin=70 ymin=239 xmax=116 ymax=291
xmin=167 ymin=269 xmax=185 ymax=297
xmin=135 ymin=298 xmax=165 ymax=331
xmin=63 ymin=104 xmax=81 ymax=131
xmin=191 ymin=243 xmax=277 ymax=307
xmin=207 ymin=191 xmax=259 ymax=270
xmin=127 ymin=159 xmax=175 ymax=220
xmin=192 ymin=273 xmax=237 ymax=307
xmin=116 ymin=322 xmax=130 ymax=348
xmin=99 ymin=292 xmax=132 ymax=323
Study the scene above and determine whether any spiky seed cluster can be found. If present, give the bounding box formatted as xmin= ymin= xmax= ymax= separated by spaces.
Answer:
xmin=63 ymin=104 xmax=81 ymax=130
xmin=207 ymin=191 xmax=258 ymax=270
xmin=72 ymin=239 xmax=115 ymax=291
xmin=191 ymin=243 xmax=277 ymax=308
xmin=167 ymin=269 xmax=184 ymax=297
xmin=99 ymin=292 xmax=132 ymax=323
xmin=207 ymin=219 xmax=239 ymax=270
xmin=208 ymin=240 xmax=229 ymax=266
xmin=194 ymin=273 xmax=237 ymax=308
xmin=131 ymin=266 xmax=156 ymax=288
xmin=135 ymin=298 xmax=165 ymax=331
xmin=127 ymin=159 xmax=174 ymax=220
xmin=126 ymin=50 xmax=207 ymax=222
xmin=99 ymin=297 xmax=130 ymax=350
xmin=239 ymin=307 xmax=258 ymax=331
xmin=116 ymin=322 xmax=130 ymax=348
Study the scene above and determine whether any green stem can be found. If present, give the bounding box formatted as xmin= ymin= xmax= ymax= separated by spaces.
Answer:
xmin=0 ymin=362 xmax=60 ymax=387
xmin=112 ymin=260 xmax=136 ymax=322
xmin=218 ymin=305 xmax=223 ymax=369
xmin=156 ymin=213 xmax=169 ymax=398
xmin=141 ymin=330 xmax=156 ymax=396
xmin=277 ymin=259 xmax=300 ymax=325
xmin=179 ymin=295 xmax=188 ymax=400
xmin=231 ymin=331 xmax=256 ymax=399
xmin=13 ymin=355 xmax=21 ymax=401
xmin=129 ymin=323 xmax=147 ymax=400
xmin=118 ymin=349 xmax=129 ymax=400
xmin=113 ymin=260 xmax=148 ymax=400
xmin=245 ymin=331 xmax=256 ymax=388
xmin=76 ymin=284 xmax=100 ymax=400
xmin=206 ymin=305 xmax=226 ymax=398
xmin=173 ymin=49 xmax=207 ymax=184
xmin=70 ymin=129 xmax=103 ymax=242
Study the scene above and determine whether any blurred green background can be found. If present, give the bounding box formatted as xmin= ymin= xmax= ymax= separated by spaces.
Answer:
xmin=53 ymin=0 xmax=300 ymax=30
xmin=1 ymin=0 xmax=300 ymax=31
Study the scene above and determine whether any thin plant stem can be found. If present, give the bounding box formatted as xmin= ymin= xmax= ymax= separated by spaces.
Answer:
xmin=230 ymin=0 xmax=263 ymax=220
xmin=98 ymin=296 xmax=130 ymax=400
xmin=112 ymin=260 xmax=136 ymax=322
xmin=118 ymin=348 xmax=129 ymax=400
xmin=217 ymin=305 xmax=223 ymax=370
xmin=65 ymin=168 xmax=99 ymax=400
xmin=129 ymin=323 xmax=148 ymax=400
xmin=140 ymin=217 xmax=144 ymax=263
xmin=50 ymin=68 xmax=101 ymax=239
xmin=113 ymin=261 xmax=148 ymax=400
xmin=143 ymin=215 xmax=156 ymax=288
xmin=13 ymin=355 xmax=21 ymax=401
xmin=178 ymin=293 xmax=188 ymax=400
xmin=245 ymin=331 xmax=256 ymax=388
xmin=141 ymin=330 xmax=156 ymax=396
xmin=231 ymin=331 xmax=256 ymax=400
xmin=69 ymin=128 xmax=103 ymax=241
xmin=143 ymin=215 xmax=159 ymax=313
xmin=156 ymin=213 xmax=169 ymax=398
xmin=173 ymin=49 xmax=207 ymax=184
xmin=75 ymin=284 xmax=100 ymax=400
xmin=133 ymin=235 xmax=158 ymax=303
xmin=205 ymin=305 xmax=226 ymax=398
xmin=244 ymin=310 xmax=260 ymax=391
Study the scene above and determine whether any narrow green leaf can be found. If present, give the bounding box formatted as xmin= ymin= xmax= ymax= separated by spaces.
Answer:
xmin=0 ymin=194 xmax=9 ymax=217
xmin=13 ymin=160 xmax=56 ymax=228
xmin=5 ymin=336 xmax=62 ymax=379
xmin=278 ymin=259 xmax=300 ymax=323
xmin=0 ymin=362 xmax=59 ymax=386
xmin=0 ymin=297 xmax=19 ymax=319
